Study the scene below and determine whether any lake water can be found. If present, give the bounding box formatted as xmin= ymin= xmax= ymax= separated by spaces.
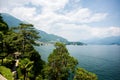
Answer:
xmin=35 ymin=45 xmax=120 ymax=80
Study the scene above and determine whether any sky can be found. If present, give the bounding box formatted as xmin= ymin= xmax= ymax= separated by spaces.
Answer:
xmin=0 ymin=0 xmax=120 ymax=41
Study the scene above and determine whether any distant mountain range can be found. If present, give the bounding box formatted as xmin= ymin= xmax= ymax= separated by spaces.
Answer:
xmin=1 ymin=13 xmax=68 ymax=43
xmin=81 ymin=36 xmax=120 ymax=45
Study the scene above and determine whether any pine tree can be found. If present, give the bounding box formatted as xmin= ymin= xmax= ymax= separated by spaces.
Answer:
xmin=0 ymin=14 xmax=9 ymax=65
xmin=13 ymin=23 xmax=40 ymax=55
xmin=0 ymin=14 xmax=8 ymax=33
xmin=43 ymin=42 xmax=78 ymax=80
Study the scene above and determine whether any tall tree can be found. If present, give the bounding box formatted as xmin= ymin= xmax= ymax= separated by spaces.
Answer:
xmin=0 ymin=14 xmax=8 ymax=33
xmin=0 ymin=14 xmax=9 ymax=65
xmin=0 ymin=14 xmax=8 ymax=53
xmin=13 ymin=23 xmax=40 ymax=54
xmin=13 ymin=23 xmax=44 ymax=80
xmin=43 ymin=42 xmax=78 ymax=80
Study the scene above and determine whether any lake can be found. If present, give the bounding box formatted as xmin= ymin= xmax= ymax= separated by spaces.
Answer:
xmin=35 ymin=45 xmax=120 ymax=80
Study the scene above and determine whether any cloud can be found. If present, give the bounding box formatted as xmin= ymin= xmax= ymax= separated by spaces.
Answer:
xmin=0 ymin=0 xmax=119 ymax=41
xmin=48 ymin=23 xmax=120 ymax=41
xmin=30 ymin=0 xmax=69 ymax=12
xmin=11 ymin=7 xmax=36 ymax=21
xmin=65 ymin=8 xmax=108 ymax=23
xmin=0 ymin=0 xmax=107 ymax=23
xmin=91 ymin=26 xmax=120 ymax=38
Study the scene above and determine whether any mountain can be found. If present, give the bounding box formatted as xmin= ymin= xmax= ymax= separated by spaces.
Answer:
xmin=1 ymin=13 xmax=68 ymax=43
xmin=1 ymin=13 xmax=24 ymax=27
xmin=37 ymin=30 xmax=68 ymax=43
xmin=82 ymin=36 xmax=120 ymax=45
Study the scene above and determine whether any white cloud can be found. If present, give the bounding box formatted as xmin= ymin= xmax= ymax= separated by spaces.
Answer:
xmin=46 ymin=23 xmax=120 ymax=41
xmin=30 ymin=0 xmax=69 ymax=12
xmin=89 ymin=13 xmax=108 ymax=22
xmin=11 ymin=7 xmax=36 ymax=21
xmin=0 ymin=0 xmax=119 ymax=41
xmin=91 ymin=27 xmax=120 ymax=38
xmin=0 ymin=0 xmax=28 ymax=8
xmin=65 ymin=8 xmax=107 ymax=23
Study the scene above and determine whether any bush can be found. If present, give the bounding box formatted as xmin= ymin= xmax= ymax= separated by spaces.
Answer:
xmin=74 ymin=68 xmax=98 ymax=80
xmin=0 ymin=66 xmax=13 ymax=80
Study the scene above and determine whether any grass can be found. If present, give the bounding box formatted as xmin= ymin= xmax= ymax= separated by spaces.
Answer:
xmin=0 ymin=66 xmax=13 ymax=80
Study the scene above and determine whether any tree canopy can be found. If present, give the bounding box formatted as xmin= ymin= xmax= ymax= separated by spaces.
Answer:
xmin=0 ymin=14 xmax=8 ymax=33
xmin=74 ymin=68 xmax=98 ymax=80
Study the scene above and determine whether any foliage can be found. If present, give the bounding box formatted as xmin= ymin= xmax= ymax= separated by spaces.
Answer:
xmin=43 ymin=42 xmax=78 ymax=80
xmin=30 ymin=50 xmax=45 ymax=79
xmin=74 ymin=68 xmax=98 ymax=80
xmin=3 ymin=31 xmax=20 ymax=53
xmin=0 ymin=66 xmax=13 ymax=80
xmin=11 ymin=23 xmax=45 ymax=80
xmin=18 ymin=58 xmax=33 ymax=80
xmin=13 ymin=23 xmax=40 ymax=46
xmin=0 ymin=13 xmax=8 ymax=33
xmin=0 ymin=15 xmax=98 ymax=80
xmin=43 ymin=42 xmax=98 ymax=80
xmin=0 ymin=14 xmax=9 ymax=65
xmin=0 ymin=15 xmax=44 ymax=79
xmin=36 ymin=75 xmax=43 ymax=80
xmin=2 ymin=58 xmax=14 ymax=69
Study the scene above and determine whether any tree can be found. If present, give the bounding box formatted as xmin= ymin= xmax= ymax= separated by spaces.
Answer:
xmin=11 ymin=23 xmax=45 ymax=80
xmin=0 ymin=14 xmax=8 ymax=53
xmin=43 ymin=42 xmax=98 ymax=80
xmin=0 ymin=13 xmax=8 ymax=33
xmin=0 ymin=21 xmax=44 ymax=79
xmin=74 ymin=68 xmax=98 ymax=80
xmin=0 ymin=14 xmax=9 ymax=65
xmin=13 ymin=23 xmax=40 ymax=55
xmin=18 ymin=58 xmax=33 ymax=80
xmin=29 ymin=48 xmax=45 ymax=80
xmin=43 ymin=42 xmax=78 ymax=80
xmin=0 ymin=32 xmax=4 ymax=65
xmin=3 ymin=30 xmax=19 ymax=53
